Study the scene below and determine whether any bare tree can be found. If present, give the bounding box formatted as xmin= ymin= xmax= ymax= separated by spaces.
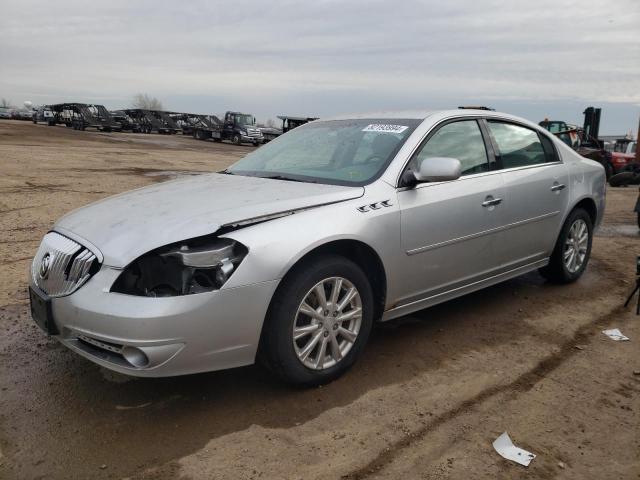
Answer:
xmin=131 ymin=93 xmax=163 ymax=110
xmin=0 ymin=98 xmax=12 ymax=108
xmin=265 ymin=118 xmax=276 ymax=128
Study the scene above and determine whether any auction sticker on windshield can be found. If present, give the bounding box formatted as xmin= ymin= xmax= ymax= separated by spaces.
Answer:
xmin=362 ymin=124 xmax=409 ymax=134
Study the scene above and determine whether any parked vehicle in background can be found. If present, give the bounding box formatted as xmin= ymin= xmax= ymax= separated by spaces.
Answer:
xmin=539 ymin=107 xmax=612 ymax=179
xmin=123 ymin=109 xmax=161 ymax=134
xmin=110 ymin=110 xmax=141 ymax=132
xmin=48 ymin=103 xmax=121 ymax=132
xmin=0 ymin=107 xmax=13 ymax=119
xmin=12 ymin=110 xmax=34 ymax=121
xmin=189 ymin=111 xmax=263 ymax=145
xmin=259 ymin=116 xmax=319 ymax=143
xmin=610 ymin=138 xmax=637 ymax=174
xmin=222 ymin=111 xmax=263 ymax=145
xmin=149 ymin=110 xmax=180 ymax=134
xmin=184 ymin=114 xmax=224 ymax=140
xmin=32 ymin=106 xmax=55 ymax=125
xmin=29 ymin=109 xmax=605 ymax=385
xmin=259 ymin=124 xmax=282 ymax=143
xmin=279 ymin=115 xmax=319 ymax=133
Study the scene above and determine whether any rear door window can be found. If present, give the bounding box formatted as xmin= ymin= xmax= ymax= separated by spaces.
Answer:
xmin=488 ymin=121 xmax=548 ymax=169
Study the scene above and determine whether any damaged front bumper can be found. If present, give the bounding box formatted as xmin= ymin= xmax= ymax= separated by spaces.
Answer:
xmin=32 ymin=266 xmax=279 ymax=377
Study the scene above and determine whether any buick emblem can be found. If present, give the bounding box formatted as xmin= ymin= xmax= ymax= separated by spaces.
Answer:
xmin=39 ymin=253 xmax=52 ymax=279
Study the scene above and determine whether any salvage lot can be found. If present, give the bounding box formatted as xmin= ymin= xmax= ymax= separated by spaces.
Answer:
xmin=0 ymin=120 xmax=638 ymax=479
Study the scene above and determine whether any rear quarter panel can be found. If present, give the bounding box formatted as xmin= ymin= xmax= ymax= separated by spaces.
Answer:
xmin=556 ymin=140 xmax=606 ymax=230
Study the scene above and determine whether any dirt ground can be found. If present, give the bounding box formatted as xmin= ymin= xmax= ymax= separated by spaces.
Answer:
xmin=0 ymin=120 xmax=638 ymax=480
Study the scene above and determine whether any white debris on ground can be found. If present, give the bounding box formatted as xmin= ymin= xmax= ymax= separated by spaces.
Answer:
xmin=492 ymin=432 xmax=536 ymax=467
xmin=602 ymin=328 xmax=630 ymax=341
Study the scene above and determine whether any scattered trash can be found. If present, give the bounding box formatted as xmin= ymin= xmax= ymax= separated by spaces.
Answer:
xmin=99 ymin=464 xmax=107 ymax=470
xmin=493 ymin=432 xmax=536 ymax=467
xmin=633 ymin=370 xmax=640 ymax=376
xmin=602 ymin=328 xmax=630 ymax=341
xmin=574 ymin=345 xmax=585 ymax=350
xmin=558 ymin=461 xmax=566 ymax=469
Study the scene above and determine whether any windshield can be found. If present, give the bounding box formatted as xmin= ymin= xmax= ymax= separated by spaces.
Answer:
xmin=227 ymin=118 xmax=420 ymax=186
xmin=236 ymin=114 xmax=255 ymax=126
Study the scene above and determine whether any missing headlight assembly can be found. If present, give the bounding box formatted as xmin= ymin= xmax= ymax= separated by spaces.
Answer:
xmin=111 ymin=237 xmax=248 ymax=297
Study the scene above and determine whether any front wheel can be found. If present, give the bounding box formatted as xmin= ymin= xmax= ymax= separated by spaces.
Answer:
xmin=232 ymin=133 xmax=241 ymax=145
xmin=540 ymin=208 xmax=593 ymax=283
xmin=259 ymin=255 xmax=373 ymax=386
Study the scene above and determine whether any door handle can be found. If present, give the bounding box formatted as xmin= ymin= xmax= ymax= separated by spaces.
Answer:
xmin=551 ymin=183 xmax=566 ymax=192
xmin=482 ymin=197 xmax=503 ymax=207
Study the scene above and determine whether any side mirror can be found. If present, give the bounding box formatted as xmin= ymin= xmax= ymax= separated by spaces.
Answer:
xmin=414 ymin=157 xmax=462 ymax=183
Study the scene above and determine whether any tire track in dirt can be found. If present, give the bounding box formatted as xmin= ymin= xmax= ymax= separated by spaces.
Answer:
xmin=342 ymin=303 xmax=628 ymax=479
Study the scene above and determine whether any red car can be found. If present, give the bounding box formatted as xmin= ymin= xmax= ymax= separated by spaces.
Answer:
xmin=610 ymin=139 xmax=637 ymax=174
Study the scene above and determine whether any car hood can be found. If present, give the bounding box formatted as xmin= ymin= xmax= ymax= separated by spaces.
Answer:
xmin=55 ymin=173 xmax=364 ymax=267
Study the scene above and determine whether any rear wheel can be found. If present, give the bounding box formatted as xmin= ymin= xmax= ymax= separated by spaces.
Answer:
xmin=260 ymin=255 xmax=373 ymax=386
xmin=540 ymin=208 xmax=593 ymax=283
xmin=605 ymin=162 xmax=614 ymax=180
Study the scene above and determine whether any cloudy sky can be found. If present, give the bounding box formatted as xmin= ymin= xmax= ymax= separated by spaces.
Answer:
xmin=1 ymin=0 xmax=638 ymax=134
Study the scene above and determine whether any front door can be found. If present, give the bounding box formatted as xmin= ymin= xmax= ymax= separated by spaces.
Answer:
xmin=397 ymin=119 xmax=506 ymax=305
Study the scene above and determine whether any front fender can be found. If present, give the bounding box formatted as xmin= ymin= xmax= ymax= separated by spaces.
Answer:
xmin=221 ymin=181 xmax=404 ymax=306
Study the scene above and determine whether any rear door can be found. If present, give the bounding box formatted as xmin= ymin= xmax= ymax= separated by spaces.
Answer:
xmin=485 ymin=120 xmax=569 ymax=269
xmin=396 ymin=118 xmax=507 ymax=304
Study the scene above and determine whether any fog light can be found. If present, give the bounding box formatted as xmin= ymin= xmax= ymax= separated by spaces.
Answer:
xmin=121 ymin=346 xmax=149 ymax=368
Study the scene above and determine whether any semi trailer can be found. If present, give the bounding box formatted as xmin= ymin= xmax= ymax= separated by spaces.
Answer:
xmin=47 ymin=103 xmax=121 ymax=131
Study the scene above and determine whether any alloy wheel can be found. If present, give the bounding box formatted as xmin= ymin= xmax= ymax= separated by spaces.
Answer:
xmin=563 ymin=218 xmax=589 ymax=273
xmin=292 ymin=277 xmax=362 ymax=370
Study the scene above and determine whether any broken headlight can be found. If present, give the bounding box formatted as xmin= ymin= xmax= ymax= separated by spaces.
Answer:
xmin=111 ymin=237 xmax=248 ymax=297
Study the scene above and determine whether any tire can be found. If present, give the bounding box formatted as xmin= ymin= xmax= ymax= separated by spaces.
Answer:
xmin=539 ymin=208 xmax=593 ymax=284
xmin=259 ymin=254 xmax=374 ymax=386
xmin=232 ymin=133 xmax=241 ymax=146
xmin=605 ymin=162 xmax=613 ymax=180
xmin=609 ymin=171 xmax=634 ymax=187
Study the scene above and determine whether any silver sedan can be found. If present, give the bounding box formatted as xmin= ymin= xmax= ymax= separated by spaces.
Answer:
xmin=29 ymin=109 xmax=606 ymax=385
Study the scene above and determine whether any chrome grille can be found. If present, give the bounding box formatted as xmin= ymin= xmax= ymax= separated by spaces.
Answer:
xmin=31 ymin=232 xmax=98 ymax=297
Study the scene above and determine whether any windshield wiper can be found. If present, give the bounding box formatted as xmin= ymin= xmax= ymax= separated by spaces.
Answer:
xmin=219 ymin=169 xmax=235 ymax=175
xmin=259 ymin=174 xmax=316 ymax=183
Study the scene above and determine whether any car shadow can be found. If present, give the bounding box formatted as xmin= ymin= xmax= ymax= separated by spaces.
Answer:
xmin=0 ymin=269 xmax=602 ymax=479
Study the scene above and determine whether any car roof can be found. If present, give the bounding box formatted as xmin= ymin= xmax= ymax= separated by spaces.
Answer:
xmin=321 ymin=109 xmax=544 ymax=131
xmin=323 ymin=109 xmax=522 ymax=121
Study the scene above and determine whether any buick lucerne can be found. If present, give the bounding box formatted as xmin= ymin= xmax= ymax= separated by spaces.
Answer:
xmin=29 ymin=110 xmax=606 ymax=385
